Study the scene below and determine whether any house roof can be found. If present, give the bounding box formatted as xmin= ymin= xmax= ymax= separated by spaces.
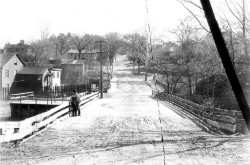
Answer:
xmin=61 ymin=59 xmax=85 ymax=65
xmin=0 ymin=53 xmax=25 ymax=68
xmin=51 ymin=68 xmax=62 ymax=71
xmin=68 ymin=50 xmax=79 ymax=54
xmin=18 ymin=67 xmax=48 ymax=75
xmin=4 ymin=41 xmax=30 ymax=49
xmin=67 ymin=49 xmax=97 ymax=54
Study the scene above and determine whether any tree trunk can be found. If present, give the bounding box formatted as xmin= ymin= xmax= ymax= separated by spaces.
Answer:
xmin=188 ymin=76 xmax=192 ymax=96
xmin=167 ymin=82 xmax=170 ymax=93
xmin=55 ymin=44 xmax=58 ymax=58
xmin=78 ymin=50 xmax=81 ymax=60
xmin=138 ymin=63 xmax=140 ymax=74
xmin=145 ymin=65 xmax=148 ymax=81
xmin=133 ymin=61 xmax=135 ymax=73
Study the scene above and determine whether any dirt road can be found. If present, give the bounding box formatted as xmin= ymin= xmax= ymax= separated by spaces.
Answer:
xmin=1 ymin=55 xmax=250 ymax=165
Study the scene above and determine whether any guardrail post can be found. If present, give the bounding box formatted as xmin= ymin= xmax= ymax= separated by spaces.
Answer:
xmin=69 ymin=102 xmax=71 ymax=117
xmin=27 ymin=105 xmax=31 ymax=118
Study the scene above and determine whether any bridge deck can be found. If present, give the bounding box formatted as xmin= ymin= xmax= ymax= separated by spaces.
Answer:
xmin=10 ymin=99 xmax=70 ymax=106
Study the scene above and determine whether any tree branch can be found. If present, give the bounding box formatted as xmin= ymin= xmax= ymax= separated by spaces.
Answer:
xmin=179 ymin=1 xmax=210 ymax=33
xmin=225 ymin=0 xmax=244 ymax=27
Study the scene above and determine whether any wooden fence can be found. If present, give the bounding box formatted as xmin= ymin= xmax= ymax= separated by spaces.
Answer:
xmin=154 ymin=91 xmax=248 ymax=134
xmin=1 ymin=87 xmax=10 ymax=100
xmin=0 ymin=92 xmax=99 ymax=143
xmin=1 ymin=84 xmax=94 ymax=100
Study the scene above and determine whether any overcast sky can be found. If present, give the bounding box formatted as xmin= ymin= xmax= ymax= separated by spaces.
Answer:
xmin=0 ymin=0 xmax=194 ymax=47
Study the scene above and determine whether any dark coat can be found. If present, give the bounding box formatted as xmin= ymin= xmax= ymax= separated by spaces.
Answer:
xmin=71 ymin=93 xmax=80 ymax=110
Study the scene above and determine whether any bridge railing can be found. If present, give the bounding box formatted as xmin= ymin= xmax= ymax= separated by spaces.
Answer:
xmin=155 ymin=92 xmax=248 ymax=134
xmin=9 ymin=90 xmax=92 ymax=105
xmin=10 ymin=92 xmax=34 ymax=100
xmin=0 ymin=92 xmax=99 ymax=143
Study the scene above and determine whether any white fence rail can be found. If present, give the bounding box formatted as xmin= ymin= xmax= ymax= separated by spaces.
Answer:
xmin=0 ymin=92 xmax=99 ymax=143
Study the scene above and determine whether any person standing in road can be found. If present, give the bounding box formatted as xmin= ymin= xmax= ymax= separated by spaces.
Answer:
xmin=71 ymin=89 xmax=81 ymax=116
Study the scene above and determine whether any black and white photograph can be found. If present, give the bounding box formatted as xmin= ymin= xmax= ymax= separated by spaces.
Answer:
xmin=0 ymin=0 xmax=250 ymax=164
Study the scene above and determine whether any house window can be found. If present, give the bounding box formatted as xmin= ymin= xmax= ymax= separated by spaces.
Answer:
xmin=57 ymin=72 xmax=60 ymax=78
xmin=5 ymin=70 xmax=9 ymax=78
xmin=14 ymin=61 xmax=17 ymax=65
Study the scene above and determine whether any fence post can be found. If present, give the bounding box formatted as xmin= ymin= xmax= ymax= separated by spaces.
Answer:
xmin=4 ymin=88 xmax=6 ymax=99
xmin=3 ymin=88 xmax=5 ymax=99
xmin=54 ymin=87 xmax=56 ymax=103
xmin=69 ymin=102 xmax=71 ymax=117
xmin=7 ymin=86 xmax=9 ymax=99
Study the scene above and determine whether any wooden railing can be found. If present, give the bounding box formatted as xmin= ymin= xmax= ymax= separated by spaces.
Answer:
xmin=0 ymin=92 xmax=99 ymax=143
xmin=155 ymin=92 xmax=248 ymax=134
xmin=1 ymin=87 xmax=10 ymax=99
xmin=10 ymin=91 xmax=91 ymax=105
xmin=10 ymin=92 xmax=34 ymax=100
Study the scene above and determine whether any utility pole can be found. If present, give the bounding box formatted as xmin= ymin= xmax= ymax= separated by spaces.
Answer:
xmin=96 ymin=40 xmax=106 ymax=99
xmin=200 ymin=0 xmax=250 ymax=131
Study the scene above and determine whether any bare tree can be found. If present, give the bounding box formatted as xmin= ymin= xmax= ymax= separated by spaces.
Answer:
xmin=123 ymin=33 xmax=147 ymax=74
xmin=177 ymin=0 xmax=210 ymax=32
xmin=30 ymin=40 xmax=46 ymax=62
xmin=50 ymin=33 xmax=72 ymax=58
xmin=105 ymin=32 xmax=122 ymax=70
xmin=178 ymin=0 xmax=249 ymax=58
xmin=71 ymin=34 xmax=92 ymax=60
xmin=224 ymin=0 xmax=249 ymax=59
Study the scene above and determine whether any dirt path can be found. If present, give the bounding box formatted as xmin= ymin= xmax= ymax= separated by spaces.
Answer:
xmin=1 ymin=55 xmax=250 ymax=165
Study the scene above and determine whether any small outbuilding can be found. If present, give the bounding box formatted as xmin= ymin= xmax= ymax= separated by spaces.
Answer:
xmin=11 ymin=67 xmax=61 ymax=93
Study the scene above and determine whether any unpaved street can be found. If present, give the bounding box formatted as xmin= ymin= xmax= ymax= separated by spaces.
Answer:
xmin=1 ymin=55 xmax=250 ymax=165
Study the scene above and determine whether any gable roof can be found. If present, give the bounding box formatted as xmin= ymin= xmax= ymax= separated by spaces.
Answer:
xmin=67 ymin=49 xmax=97 ymax=54
xmin=0 ymin=53 xmax=25 ymax=68
xmin=18 ymin=67 xmax=48 ymax=75
xmin=61 ymin=59 xmax=85 ymax=65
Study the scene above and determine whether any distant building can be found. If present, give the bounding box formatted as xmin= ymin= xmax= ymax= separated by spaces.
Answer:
xmin=11 ymin=67 xmax=61 ymax=93
xmin=50 ymin=68 xmax=62 ymax=87
xmin=0 ymin=53 xmax=25 ymax=89
xmin=67 ymin=49 xmax=98 ymax=61
xmin=67 ymin=50 xmax=100 ymax=71
xmin=60 ymin=60 xmax=85 ymax=85
xmin=4 ymin=40 xmax=32 ymax=55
